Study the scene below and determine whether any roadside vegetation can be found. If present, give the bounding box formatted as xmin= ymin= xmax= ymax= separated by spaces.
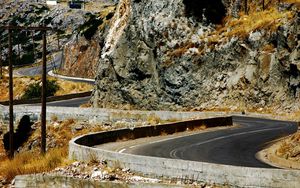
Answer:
xmin=22 ymin=79 xmax=60 ymax=99
xmin=213 ymin=7 xmax=294 ymax=39
xmin=0 ymin=119 xmax=104 ymax=182
xmin=0 ymin=147 xmax=69 ymax=181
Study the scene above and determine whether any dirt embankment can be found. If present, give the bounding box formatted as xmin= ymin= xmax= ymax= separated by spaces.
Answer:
xmin=259 ymin=128 xmax=300 ymax=169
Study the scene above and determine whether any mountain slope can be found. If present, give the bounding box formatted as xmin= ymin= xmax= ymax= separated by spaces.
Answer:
xmin=91 ymin=0 xmax=300 ymax=112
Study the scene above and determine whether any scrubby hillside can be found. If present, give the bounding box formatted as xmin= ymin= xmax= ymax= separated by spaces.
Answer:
xmin=91 ymin=0 xmax=299 ymax=113
xmin=0 ymin=0 xmax=116 ymax=79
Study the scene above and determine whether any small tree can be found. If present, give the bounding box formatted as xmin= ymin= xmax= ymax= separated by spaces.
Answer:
xmin=22 ymin=79 xmax=59 ymax=99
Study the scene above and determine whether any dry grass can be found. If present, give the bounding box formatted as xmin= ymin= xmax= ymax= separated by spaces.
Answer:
xmin=146 ymin=114 xmax=162 ymax=125
xmin=54 ymin=79 xmax=93 ymax=95
xmin=80 ymin=103 xmax=92 ymax=108
xmin=220 ymin=8 xmax=294 ymax=38
xmin=0 ymin=147 xmax=70 ymax=181
xmin=209 ymin=2 xmax=295 ymax=46
xmin=261 ymin=44 xmax=276 ymax=53
xmin=280 ymin=110 xmax=300 ymax=121
xmin=169 ymin=4 xmax=295 ymax=60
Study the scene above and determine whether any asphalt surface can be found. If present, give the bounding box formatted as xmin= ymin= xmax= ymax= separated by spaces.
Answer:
xmin=30 ymin=96 xmax=91 ymax=107
xmin=122 ymin=116 xmax=298 ymax=168
xmin=14 ymin=52 xmax=62 ymax=77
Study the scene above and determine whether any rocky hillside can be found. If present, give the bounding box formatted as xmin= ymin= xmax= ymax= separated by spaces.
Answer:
xmin=0 ymin=0 xmax=116 ymax=78
xmin=91 ymin=0 xmax=300 ymax=112
xmin=0 ymin=0 xmax=86 ymax=65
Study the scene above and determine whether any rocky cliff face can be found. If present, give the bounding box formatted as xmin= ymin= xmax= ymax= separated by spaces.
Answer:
xmin=60 ymin=6 xmax=115 ymax=78
xmin=92 ymin=0 xmax=300 ymax=112
xmin=61 ymin=36 xmax=100 ymax=78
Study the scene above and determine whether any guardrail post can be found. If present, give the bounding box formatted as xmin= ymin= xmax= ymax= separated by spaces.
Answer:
xmin=8 ymin=27 xmax=14 ymax=159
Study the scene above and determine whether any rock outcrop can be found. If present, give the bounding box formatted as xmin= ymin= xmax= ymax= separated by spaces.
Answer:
xmin=59 ymin=5 xmax=116 ymax=78
xmin=61 ymin=36 xmax=100 ymax=78
xmin=92 ymin=0 xmax=299 ymax=112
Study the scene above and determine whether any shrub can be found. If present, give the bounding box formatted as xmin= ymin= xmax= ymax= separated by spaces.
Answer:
xmin=22 ymin=79 xmax=60 ymax=100
xmin=183 ymin=0 xmax=226 ymax=24
xmin=78 ymin=14 xmax=103 ymax=40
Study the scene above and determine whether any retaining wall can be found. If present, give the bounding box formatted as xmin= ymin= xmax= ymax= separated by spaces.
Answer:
xmin=69 ymin=116 xmax=300 ymax=188
xmin=14 ymin=174 xmax=182 ymax=188
xmin=0 ymin=105 xmax=229 ymax=126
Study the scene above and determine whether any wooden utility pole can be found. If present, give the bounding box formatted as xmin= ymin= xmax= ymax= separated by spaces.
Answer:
xmin=0 ymin=40 xmax=2 ymax=79
xmin=17 ymin=43 xmax=20 ymax=63
xmin=8 ymin=28 xmax=14 ymax=159
xmin=262 ymin=0 xmax=265 ymax=10
xmin=0 ymin=25 xmax=54 ymax=156
xmin=57 ymin=32 xmax=60 ymax=51
xmin=41 ymin=29 xmax=47 ymax=154
xmin=244 ymin=0 xmax=248 ymax=14
xmin=31 ymin=31 xmax=35 ymax=60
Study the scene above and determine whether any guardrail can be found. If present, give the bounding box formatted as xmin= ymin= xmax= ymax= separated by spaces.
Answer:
xmin=69 ymin=116 xmax=300 ymax=188
xmin=73 ymin=117 xmax=232 ymax=147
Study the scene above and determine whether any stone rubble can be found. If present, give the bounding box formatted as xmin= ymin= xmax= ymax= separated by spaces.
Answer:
xmin=49 ymin=160 xmax=224 ymax=187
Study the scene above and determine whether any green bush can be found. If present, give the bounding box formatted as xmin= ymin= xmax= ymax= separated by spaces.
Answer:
xmin=22 ymin=80 xmax=60 ymax=100
xmin=78 ymin=14 xmax=103 ymax=40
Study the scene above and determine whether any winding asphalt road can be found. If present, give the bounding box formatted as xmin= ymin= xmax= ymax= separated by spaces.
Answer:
xmin=121 ymin=116 xmax=298 ymax=168
xmin=14 ymin=52 xmax=62 ymax=77
xmin=14 ymin=52 xmax=93 ymax=107
xmin=13 ymin=53 xmax=299 ymax=168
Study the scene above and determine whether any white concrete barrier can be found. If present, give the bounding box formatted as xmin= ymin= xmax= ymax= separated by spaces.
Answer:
xmin=0 ymin=105 xmax=229 ymax=125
